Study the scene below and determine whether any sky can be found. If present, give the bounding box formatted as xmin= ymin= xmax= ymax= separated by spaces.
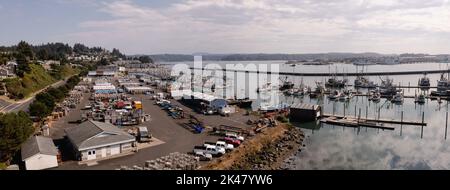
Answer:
xmin=1 ymin=0 xmax=450 ymax=55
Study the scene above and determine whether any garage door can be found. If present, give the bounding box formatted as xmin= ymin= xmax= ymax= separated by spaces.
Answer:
xmin=110 ymin=145 xmax=120 ymax=155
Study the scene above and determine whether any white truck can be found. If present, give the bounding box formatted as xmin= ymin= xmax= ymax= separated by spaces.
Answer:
xmin=193 ymin=145 xmax=225 ymax=157
xmin=225 ymin=132 xmax=245 ymax=142
xmin=204 ymin=141 xmax=234 ymax=152
xmin=137 ymin=127 xmax=152 ymax=143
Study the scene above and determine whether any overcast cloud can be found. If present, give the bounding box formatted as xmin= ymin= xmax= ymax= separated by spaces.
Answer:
xmin=1 ymin=0 xmax=450 ymax=54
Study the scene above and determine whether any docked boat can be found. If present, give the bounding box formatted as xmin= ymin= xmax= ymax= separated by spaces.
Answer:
xmin=228 ymin=97 xmax=253 ymax=108
xmin=354 ymin=75 xmax=376 ymax=88
xmin=379 ymin=76 xmax=399 ymax=97
xmin=414 ymin=94 xmax=426 ymax=104
xmin=431 ymin=73 xmax=450 ymax=96
xmin=391 ymin=92 xmax=404 ymax=104
xmin=418 ymin=73 xmax=430 ymax=89
xmin=325 ymin=76 xmax=347 ymax=88
xmin=279 ymin=77 xmax=295 ymax=91
xmin=328 ymin=90 xmax=341 ymax=100
xmin=257 ymin=82 xmax=276 ymax=93
xmin=309 ymin=82 xmax=325 ymax=98
xmin=338 ymin=89 xmax=353 ymax=101
xmin=370 ymin=91 xmax=381 ymax=103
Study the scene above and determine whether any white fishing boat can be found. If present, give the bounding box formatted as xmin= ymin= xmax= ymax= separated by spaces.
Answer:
xmin=414 ymin=94 xmax=426 ymax=104
xmin=391 ymin=92 xmax=404 ymax=104
xmin=418 ymin=73 xmax=430 ymax=88
xmin=328 ymin=90 xmax=341 ymax=100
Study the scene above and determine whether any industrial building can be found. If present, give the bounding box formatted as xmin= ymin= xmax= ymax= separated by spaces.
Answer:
xmin=289 ymin=103 xmax=322 ymax=122
xmin=65 ymin=120 xmax=137 ymax=162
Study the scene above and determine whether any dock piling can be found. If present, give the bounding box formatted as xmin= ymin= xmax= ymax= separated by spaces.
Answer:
xmin=400 ymin=111 xmax=403 ymax=136
xmin=421 ymin=112 xmax=425 ymax=139
xmin=446 ymin=110 xmax=448 ymax=140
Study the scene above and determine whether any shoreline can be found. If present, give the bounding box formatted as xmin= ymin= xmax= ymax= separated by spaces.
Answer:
xmin=202 ymin=123 xmax=305 ymax=170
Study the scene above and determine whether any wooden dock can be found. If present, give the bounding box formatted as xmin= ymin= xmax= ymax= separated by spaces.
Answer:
xmin=321 ymin=114 xmax=427 ymax=127
xmin=320 ymin=116 xmax=395 ymax=130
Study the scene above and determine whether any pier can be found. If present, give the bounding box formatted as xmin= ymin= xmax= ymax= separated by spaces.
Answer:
xmin=320 ymin=114 xmax=427 ymax=130
xmin=190 ymin=67 xmax=450 ymax=77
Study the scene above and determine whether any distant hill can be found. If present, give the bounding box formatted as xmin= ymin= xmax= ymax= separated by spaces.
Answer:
xmin=145 ymin=53 xmax=389 ymax=62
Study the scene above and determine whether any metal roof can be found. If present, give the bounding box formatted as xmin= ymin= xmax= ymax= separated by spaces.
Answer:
xmin=21 ymin=136 xmax=58 ymax=160
xmin=65 ymin=120 xmax=135 ymax=151
xmin=290 ymin=103 xmax=320 ymax=110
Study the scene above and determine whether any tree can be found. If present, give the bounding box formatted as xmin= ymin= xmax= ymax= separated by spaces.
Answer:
xmin=47 ymin=87 xmax=65 ymax=102
xmin=29 ymin=101 xmax=51 ymax=119
xmin=16 ymin=41 xmax=34 ymax=60
xmin=138 ymin=56 xmax=153 ymax=64
xmin=15 ymin=53 xmax=30 ymax=77
xmin=99 ymin=58 xmax=109 ymax=66
xmin=36 ymin=48 xmax=49 ymax=60
xmin=0 ymin=111 xmax=34 ymax=162
xmin=112 ymin=48 xmax=125 ymax=59
xmin=35 ymin=92 xmax=56 ymax=109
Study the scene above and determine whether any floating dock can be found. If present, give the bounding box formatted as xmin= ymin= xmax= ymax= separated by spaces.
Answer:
xmin=320 ymin=116 xmax=395 ymax=130
xmin=320 ymin=114 xmax=426 ymax=130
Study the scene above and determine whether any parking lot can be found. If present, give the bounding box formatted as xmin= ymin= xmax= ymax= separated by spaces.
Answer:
xmin=53 ymin=91 xmax=253 ymax=169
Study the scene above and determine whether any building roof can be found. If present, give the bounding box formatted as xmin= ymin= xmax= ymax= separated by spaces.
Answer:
xmin=21 ymin=136 xmax=58 ymax=160
xmin=290 ymin=103 xmax=320 ymax=110
xmin=65 ymin=120 xmax=135 ymax=151
xmin=182 ymin=91 xmax=222 ymax=102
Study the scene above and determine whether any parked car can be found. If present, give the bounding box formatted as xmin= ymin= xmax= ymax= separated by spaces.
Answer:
xmin=225 ymin=132 xmax=245 ymax=142
xmin=204 ymin=141 xmax=234 ymax=152
xmin=222 ymin=137 xmax=241 ymax=147
xmin=193 ymin=145 xmax=225 ymax=157
xmin=195 ymin=152 xmax=212 ymax=161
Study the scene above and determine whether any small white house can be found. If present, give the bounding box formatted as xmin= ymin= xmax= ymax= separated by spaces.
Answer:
xmin=21 ymin=136 xmax=59 ymax=170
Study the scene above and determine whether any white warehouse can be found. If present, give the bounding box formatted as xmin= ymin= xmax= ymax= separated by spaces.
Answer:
xmin=21 ymin=136 xmax=59 ymax=170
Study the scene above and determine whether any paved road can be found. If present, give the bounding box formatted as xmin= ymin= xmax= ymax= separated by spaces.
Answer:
xmin=0 ymin=78 xmax=68 ymax=113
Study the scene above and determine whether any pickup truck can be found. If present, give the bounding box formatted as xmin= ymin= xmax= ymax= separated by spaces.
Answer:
xmin=204 ymin=141 xmax=234 ymax=152
xmin=222 ymin=137 xmax=241 ymax=147
xmin=225 ymin=132 xmax=245 ymax=142
xmin=155 ymin=99 xmax=171 ymax=105
xmin=195 ymin=152 xmax=213 ymax=161
xmin=193 ymin=145 xmax=225 ymax=157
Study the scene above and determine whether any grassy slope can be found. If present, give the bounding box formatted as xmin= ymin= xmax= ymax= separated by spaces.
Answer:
xmin=4 ymin=64 xmax=79 ymax=99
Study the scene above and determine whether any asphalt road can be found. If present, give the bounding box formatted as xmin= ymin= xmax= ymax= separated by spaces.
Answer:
xmin=0 ymin=78 xmax=68 ymax=113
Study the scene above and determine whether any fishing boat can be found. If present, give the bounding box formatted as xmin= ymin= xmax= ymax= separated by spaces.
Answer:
xmin=338 ymin=89 xmax=353 ymax=101
xmin=309 ymin=82 xmax=325 ymax=98
xmin=228 ymin=97 xmax=253 ymax=108
xmin=325 ymin=76 xmax=347 ymax=88
xmin=431 ymin=73 xmax=450 ymax=96
xmin=414 ymin=94 xmax=426 ymax=104
xmin=418 ymin=73 xmax=430 ymax=89
xmin=328 ymin=90 xmax=341 ymax=100
xmin=370 ymin=91 xmax=381 ymax=103
xmin=391 ymin=92 xmax=404 ymax=104
xmin=279 ymin=77 xmax=295 ymax=91
xmin=379 ymin=76 xmax=399 ymax=97
xmin=257 ymin=82 xmax=275 ymax=93
xmin=354 ymin=75 xmax=376 ymax=88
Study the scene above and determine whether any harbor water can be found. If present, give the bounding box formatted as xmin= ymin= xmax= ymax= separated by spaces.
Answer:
xmin=165 ymin=61 xmax=450 ymax=169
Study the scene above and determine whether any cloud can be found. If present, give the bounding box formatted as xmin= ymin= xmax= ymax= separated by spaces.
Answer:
xmin=64 ymin=0 xmax=450 ymax=54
